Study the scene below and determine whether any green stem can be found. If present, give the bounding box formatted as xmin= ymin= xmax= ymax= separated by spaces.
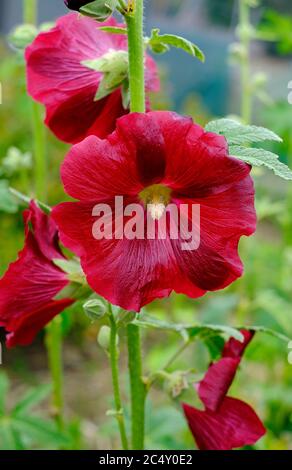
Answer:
xmin=126 ymin=0 xmax=145 ymax=113
xmin=127 ymin=324 xmax=145 ymax=450
xmin=23 ymin=0 xmax=37 ymax=24
xmin=45 ymin=317 xmax=64 ymax=431
xmin=124 ymin=0 xmax=146 ymax=451
xmin=109 ymin=313 xmax=129 ymax=450
xmin=239 ymin=0 xmax=252 ymax=124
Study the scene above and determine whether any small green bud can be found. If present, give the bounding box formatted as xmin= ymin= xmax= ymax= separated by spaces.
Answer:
xmin=97 ymin=326 xmax=118 ymax=352
xmin=252 ymin=72 xmax=268 ymax=89
xmin=83 ymin=298 xmax=107 ymax=322
xmin=236 ymin=24 xmax=255 ymax=42
xmin=165 ymin=371 xmax=189 ymax=398
xmin=9 ymin=24 xmax=38 ymax=50
xmin=228 ymin=43 xmax=247 ymax=62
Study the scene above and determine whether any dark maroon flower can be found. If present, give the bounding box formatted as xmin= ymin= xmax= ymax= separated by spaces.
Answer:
xmin=25 ymin=14 xmax=160 ymax=144
xmin=52 ymin=111 xmax=256 ymax=312
xmin=183 ymin=331 xmax=266 ymax=450
xmin=64 ymin=0 xmax=94 ymax=11
xmin=0 ymin=202 xmax=75 ymax=347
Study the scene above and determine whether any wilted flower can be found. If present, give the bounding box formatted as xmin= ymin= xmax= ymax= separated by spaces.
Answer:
xmin=0 ymin=202 xmax=75 ymax=347
xmin=183 ymin=331 xmax=266 ymax=450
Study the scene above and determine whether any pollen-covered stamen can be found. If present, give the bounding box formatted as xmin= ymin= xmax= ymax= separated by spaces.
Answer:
xmin=139 ymin=184 xmax=172 ymax=221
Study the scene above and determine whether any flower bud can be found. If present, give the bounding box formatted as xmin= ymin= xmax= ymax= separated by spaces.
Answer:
xmin=228 ymin=43 xmax=247 ymax=63
xmin=83 ymin=298 xmax=107 ymax=322
xmin=64 ymin=0 xmax=94 ymax=11
xmin=9 ymin=24 xmax=38 ymax=50
xmin=165 ymin=371 xmax=189 ymax=398
xmin=97 ymin=326 xmax=118 ymax=353
xmin=252 ymin=72 xmax=268 ymax=90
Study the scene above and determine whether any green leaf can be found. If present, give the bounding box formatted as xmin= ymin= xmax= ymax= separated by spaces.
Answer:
xmin=12 ymin=384 xmax=51 ymax=417
xmin=187 ymin=324 xmax=245 ymax=342
xmin=149 ymin=28 xmax=205 ymax=62
xmin=82 ymin=50 xmax=128 ymax=102
xmin=0 ymin=180 xmax=19 ymax=213
xmin=53 ymin=258 xmax=85 ymax=284
xmin=0 ymin=421 xmax=16 ymax=450
xmin=12 ymin=416 xmax=69 ymax=447
xmin=230 ymin=146 xmax=292 ymax=180
xmin=205 ymin=118 xmax=282 ymax=145
xmin=244 ymin=326 xmax=291 ymax=343
xmin=0 ymin=373 xmax=9 ymax=416
xmin=99 ymin=26 xmax=127 ymax=35
xmin=134 ymin=313 xmax=244 ymax=342
xmin=80 ymin=0 xmax=118 ymax=22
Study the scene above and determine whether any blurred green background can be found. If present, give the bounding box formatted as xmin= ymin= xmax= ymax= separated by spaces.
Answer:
xmin=0 ymin=0 xmax=292 ymax=450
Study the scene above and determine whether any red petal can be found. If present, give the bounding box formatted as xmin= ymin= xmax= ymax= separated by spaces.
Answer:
xmin=198 ymin=358 xmax=240 ymax=411
xmin=115 ymin=113 xmax=167 ymax=186
xmin=60 ymin=135 xmax=142 ymax=202
xmin=223 ymin=330 xmax=255 ymax=359
xmin=52 ymin=201 xmax=184 ymax=311
xmin=4 ymin=299 xmax=74 ymax=348
xmin=183 ymin=397 xmax=266 ymax=450
xmin=147 ymin=111 xmax=251 ymax=198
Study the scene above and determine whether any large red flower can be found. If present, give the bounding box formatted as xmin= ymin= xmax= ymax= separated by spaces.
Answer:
xmin=52 ymin=111 xmax=256 ymax=312
xmin=25 ymin=13 xmax=160 ymax=144
xmin=0 ymin=202 xmax=74 ymax=347
xmin=183 ymin=331 xmax=266 ymax=450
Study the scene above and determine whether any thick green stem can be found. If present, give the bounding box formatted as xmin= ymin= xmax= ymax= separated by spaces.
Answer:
xmin=109 ymin=313 xmax=129 ymax=450
xmin=126 ymin=0 xmax=145 ymax=113
xmin=124 ymin=0 xmax=146 ymax=451
xmin=23 ymin=0 xmax=37 ymax=24
xmin=239 ymin=0 xmax=252 ymax=124
xmin=45 ymin=317 xmax=64 ymax=431
xmin=127 ymin=324 xmax=146 ymax=450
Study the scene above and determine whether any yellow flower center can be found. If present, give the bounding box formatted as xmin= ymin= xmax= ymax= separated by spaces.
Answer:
xmin=139 ymin=184 xmax=172 ymax=220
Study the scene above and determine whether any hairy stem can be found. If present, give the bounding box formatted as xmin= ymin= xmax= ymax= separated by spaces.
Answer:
xmin=109 ymin=312 xmax=129 ymax=450
xmin=239 ymin=0 xmax=252 ymax=124
xmin=124 ymin=0 xmax=146 ymax=451
xmin=126 ymin=0 xmax=145 ymax=113
xmin=45 ymin=317 xmax=64 ymax=431
xmin=127 ymin=324 xmax=146 ymax=449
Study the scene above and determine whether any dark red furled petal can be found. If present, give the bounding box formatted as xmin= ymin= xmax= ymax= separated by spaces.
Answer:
xmin=0 ymin=203 xmax=74 ymax=347
xmin=222 ymin=330 xmax=255 ymax=359
xmin=183 ymin=397 xmax=266 ymax=450
xmin=198 ymin=358 xmax=240 ymax=411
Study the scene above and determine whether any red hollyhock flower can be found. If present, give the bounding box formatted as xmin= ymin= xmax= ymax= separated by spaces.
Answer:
xmin=183 ymin=331 xmax=266 ymax=450
xmin=0 ymin=202 xmax=74 ymax=348
xmin=52 ymin=111 xmax=256 ymax=312
xmin=25 ymin=14 xmax=160 ymax=144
